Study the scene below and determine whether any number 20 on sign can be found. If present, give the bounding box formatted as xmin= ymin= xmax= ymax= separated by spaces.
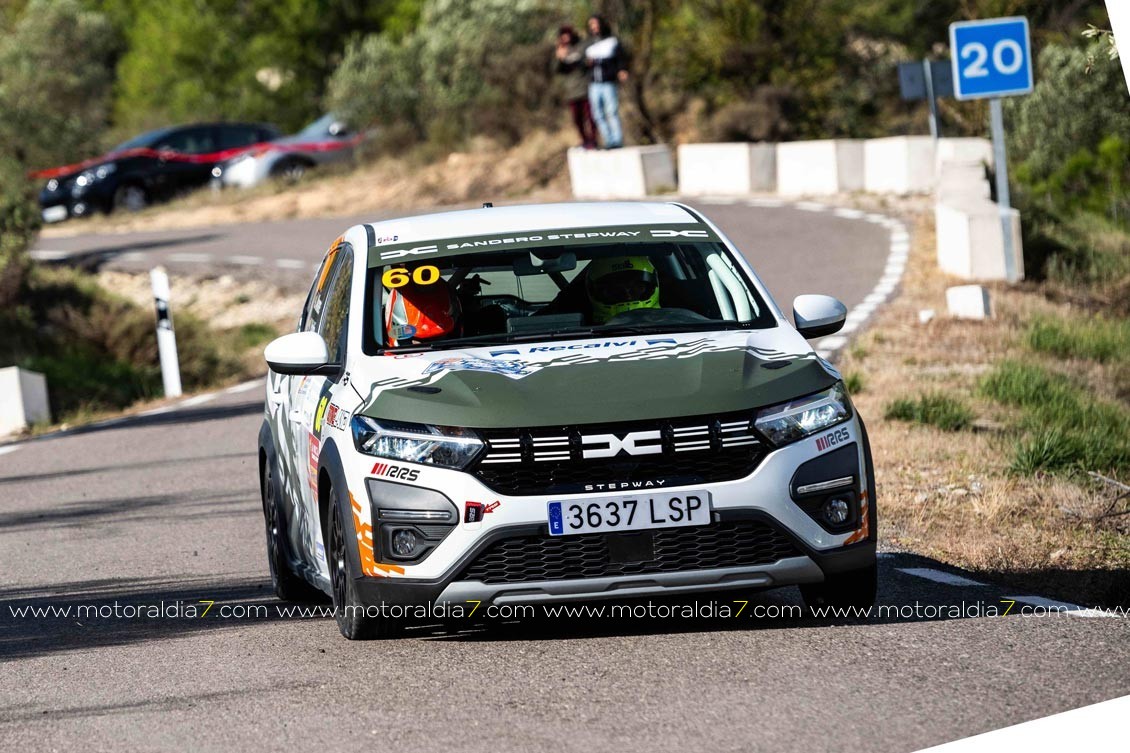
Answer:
xmin=949 ymin=16 xmax=1033 ymax=100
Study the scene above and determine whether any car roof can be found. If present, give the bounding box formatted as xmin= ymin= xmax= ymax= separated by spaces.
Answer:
xmin=359 ymin=202 xmax=700 ymax=248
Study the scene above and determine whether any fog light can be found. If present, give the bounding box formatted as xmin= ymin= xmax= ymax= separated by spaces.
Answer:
xmin=391 ymin=528 xmax=418 ymax=557
xmin=822 ymin=497 xmax=851 ymax=525
xmin=72 ymin=202 xmax=87 ymax=216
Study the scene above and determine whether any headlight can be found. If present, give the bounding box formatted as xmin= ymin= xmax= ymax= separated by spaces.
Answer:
xmin=351 ymin=416 xmax=484 ymax=469
xmin=754 ymin=383 xmax=850 ymax=446
xmin=74 ymin=172 xmax=93 ymax=188
xmin=46 ymin=179 xmax=59 ymax=192
xmin=94 ymin=163 xmax=116 ymax=180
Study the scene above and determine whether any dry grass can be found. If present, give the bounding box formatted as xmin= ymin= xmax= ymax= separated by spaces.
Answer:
xmin=840 ymin=208 xmax=1129 ymax=605
xmin=42 ymin=130 xmax=575 ymax=238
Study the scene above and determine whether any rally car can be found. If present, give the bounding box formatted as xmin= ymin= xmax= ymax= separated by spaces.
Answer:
xmin=259 ymin=201 xmax=877 ymax=639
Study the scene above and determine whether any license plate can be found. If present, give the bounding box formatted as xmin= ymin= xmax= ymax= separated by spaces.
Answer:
xmin=41 ymin=205 xmax=68 ymax=223
xmin=547 ymin=492 xmax=711 ymax=536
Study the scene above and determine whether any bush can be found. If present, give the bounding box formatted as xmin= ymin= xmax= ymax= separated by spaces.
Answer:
xmin=328 ymin=0 xmax=565 ymax=147
xmin=884 ymin=392 xmax=973 ymax=431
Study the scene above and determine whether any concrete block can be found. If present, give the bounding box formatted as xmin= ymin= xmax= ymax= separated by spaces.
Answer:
xmin=0 ymin=367 xmax=51 ymax=436
xmin=946 ymin=285 xmax=992 ymax=319
xmin=677 ymin=142 xmax=776 ymax=195
xmin=864 ymin=136 xmax=936 ymax=194
xmin=935 ymin=199 xmax=1024 ymax=282
xmin=776 ymin=139 xmax=865 ymax=196
xmin=567 ymin=145 xmax=676 ymax=199
xmin=937 ymin=161 xmax=991 ymax=201
xmin=936 ymin=137 xmax=993 ymax=171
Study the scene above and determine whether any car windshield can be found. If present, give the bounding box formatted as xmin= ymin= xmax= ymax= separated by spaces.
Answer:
xmin=296 ymin=114 xmax=337 ymax=139
xmin=111 ymin=127 xmax=174 ymax=153
xmin=364 ymin=225 xmax=775 ymax=353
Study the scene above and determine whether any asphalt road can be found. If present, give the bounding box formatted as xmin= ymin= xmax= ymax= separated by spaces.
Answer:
xmin=6 ymin=201 xmax=1128 ymax=752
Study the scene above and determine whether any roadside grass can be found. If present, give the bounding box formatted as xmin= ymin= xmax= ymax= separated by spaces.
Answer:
xmin=843 ymin=370 xmax=865 ymax=394
xmin=1025 ymin=315 xmax=1130 ymax=364
xmin=831 ymin=202 xmax=1130 ymax=607
xmin=981 ymin=360 xmax=1129 ymax=476
xmin=884 ymin=392 xmax=973 ymax=432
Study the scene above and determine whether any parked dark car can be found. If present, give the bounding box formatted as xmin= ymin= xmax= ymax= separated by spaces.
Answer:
xmin=36 ymin=122 xmax=281 ymax=222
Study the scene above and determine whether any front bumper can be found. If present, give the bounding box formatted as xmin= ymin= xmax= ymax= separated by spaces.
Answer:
xmin=342 ymin=414 xmax=876 ymax=609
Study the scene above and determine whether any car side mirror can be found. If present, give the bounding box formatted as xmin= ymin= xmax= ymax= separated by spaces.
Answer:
xmin=792 ymin=294 xmax=847 ymax=339
xmin=264 ymin=332 xmax=337 ymax=375
xmin=328 ymin=121 xmax=349 ymax=137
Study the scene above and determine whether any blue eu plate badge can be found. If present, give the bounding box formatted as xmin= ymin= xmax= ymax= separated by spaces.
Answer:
xmin=547 ymin=502 xmax=564 ymax=536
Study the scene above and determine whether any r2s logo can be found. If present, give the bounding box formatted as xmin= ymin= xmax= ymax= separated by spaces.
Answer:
xmin=815 ymin=427 xmax=851 ymax=452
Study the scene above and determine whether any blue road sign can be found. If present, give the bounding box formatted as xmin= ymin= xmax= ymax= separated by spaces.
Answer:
xmin=949 ymin=16 xmax=1033 ymax=100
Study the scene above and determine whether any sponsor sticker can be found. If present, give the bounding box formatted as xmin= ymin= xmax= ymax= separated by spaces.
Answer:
xmin=325 ymin=403 xmax=350 ymax=431
xmin=422 ymin=356 xmax=531 ymax=378
xmin=815 ymin=426 xmax=851 ymax=453
xmin=370 ymin=462 xmax=421 ymax=482
xmin=464 ymin=500 xmax=500 ymax=523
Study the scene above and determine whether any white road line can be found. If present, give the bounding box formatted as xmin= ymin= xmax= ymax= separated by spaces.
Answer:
xmin=794 ymin=201 xmax=828 ymax=212
xmin=698 ymin=196 xmax=740 ymax=204
xmin=275 ymin=258 xmax=307 ymax=269
xmin=1003 ymin=595 xmax=1114 ymax=616
xmin=29 ymin=249 xmax=72 ymax=261
xmin=0 ymin=445 xmax=20 ymax=457
xmin=118 ymin=251 xmax=146 ymax=263
xmin=178 ymin=394 xmax=217 ymax=408
xmin=229 ymin=255 xmax=265 ymax=266
xmin=899 ymin=567 xmax=988 ymax=588
xmin=745 ymin=197 xmax=785 ymax=207
xmin=138 ymin=406 xmax=173 ymax=416
xmin=168 ymin=252 xmax=213 ymax=263
xmin=225 ymin=379 xmax=264 ymax=394
xmin=833 ymin=207 xmax=866 ymax=219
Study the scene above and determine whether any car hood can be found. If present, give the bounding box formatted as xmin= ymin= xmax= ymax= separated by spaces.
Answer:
xmin=352 ymin=329 xmax=840 ymax=429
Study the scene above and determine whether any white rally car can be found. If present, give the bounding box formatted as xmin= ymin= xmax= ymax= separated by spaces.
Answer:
xmin=259 ymin=202 xmax=877 ymax=639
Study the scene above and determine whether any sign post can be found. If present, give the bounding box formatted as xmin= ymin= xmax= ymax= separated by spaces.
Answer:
xmin=949 ymin=16 xmax=1033 ymax=283
xmin=150 ymin=267 xmax=183 ymax=398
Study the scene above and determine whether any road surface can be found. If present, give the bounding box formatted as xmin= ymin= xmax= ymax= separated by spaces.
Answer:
xmin=6 ymin=200 xmax=1127 ymax=752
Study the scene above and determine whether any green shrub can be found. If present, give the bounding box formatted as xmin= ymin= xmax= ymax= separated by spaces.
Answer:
xmin=844 ymin=371 xmax=866 ymax=394
xmin=884 ymin=392 xmax=973 ymax=432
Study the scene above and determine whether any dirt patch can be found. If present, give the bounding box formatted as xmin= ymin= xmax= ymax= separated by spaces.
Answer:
xmin=42 ymin=130 xmax=575 ymax=237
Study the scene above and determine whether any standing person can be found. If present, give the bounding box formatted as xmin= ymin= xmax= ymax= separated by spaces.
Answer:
xmin=554 ymin=25 xmax=597 ymax=149
xmin=584 ymin=14 xmax=629 ymax=149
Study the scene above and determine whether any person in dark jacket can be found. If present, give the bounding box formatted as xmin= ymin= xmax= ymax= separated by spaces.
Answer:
xmin=554 ymin=25 xmax=597 ymax=149
xmin=584 ymin=14 xmax=629 ymax=149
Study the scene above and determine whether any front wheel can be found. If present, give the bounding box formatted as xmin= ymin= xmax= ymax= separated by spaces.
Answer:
xmin=263 ymin=459 xmax=323 ymax=603
xmin=112 ymin=184 xmax=148 ymax=213
xmin=800 ymin=563 xmax=877 ymax=613
xmin=328 ymin=487 xmax=393 ymax=640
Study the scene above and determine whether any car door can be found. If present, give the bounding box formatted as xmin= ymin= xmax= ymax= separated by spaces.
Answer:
xmin=153 ymin=125 xmax=218 ymax=196
xmin=287 ymin=241 xmax=352 ymax=568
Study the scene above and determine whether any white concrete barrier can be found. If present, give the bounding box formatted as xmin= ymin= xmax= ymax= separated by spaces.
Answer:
xmin=935 ymin=199 xmax=1024 ymax=281
xmin=0 ymin=367 xmax=51 ymax=436
xmin=567 ymin=145 xmax=677 ymax=199
xmin=937 ymin=161 xmax=992 ymax=201
xmin=776 ymin=139 xmax=864 ymax=196
xmin=863 ymin=136 xmax=936 ymax=194
xmin=677 ymin=143 xmax=775 ymax=195
xmin=936 ymin=137 xmax=993 ymax=171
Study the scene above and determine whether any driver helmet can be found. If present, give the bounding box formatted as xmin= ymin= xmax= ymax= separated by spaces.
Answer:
xmin=384 ymin=277 xmax=461 ymax=346
xmin=585 ymin=255 xmax=660 ymax=323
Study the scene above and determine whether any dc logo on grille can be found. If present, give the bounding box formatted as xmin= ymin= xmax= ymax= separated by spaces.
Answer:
xmin=581 ymin=430 xmax=663 ymax=459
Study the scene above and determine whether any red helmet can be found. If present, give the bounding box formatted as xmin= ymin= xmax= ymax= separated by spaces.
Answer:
xmin=384 ymin=279 xmax=460 ymax=346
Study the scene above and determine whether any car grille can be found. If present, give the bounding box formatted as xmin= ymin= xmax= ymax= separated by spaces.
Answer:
xmin=457 ymin=521 xmax=800 ymax=585
xmin=471 ymin=411 xmax=767 ymax=496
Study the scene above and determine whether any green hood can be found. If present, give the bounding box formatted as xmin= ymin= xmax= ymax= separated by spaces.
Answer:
xmin=363 ymin=349 xmax=838 ymax=429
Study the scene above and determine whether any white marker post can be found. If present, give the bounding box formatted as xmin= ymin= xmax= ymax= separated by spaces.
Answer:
xmin=150 ymin=267 xmax=183 ymax=398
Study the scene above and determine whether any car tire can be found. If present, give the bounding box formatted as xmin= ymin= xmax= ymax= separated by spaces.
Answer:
xmin=262 ymin=458 xmax=323 ymax=603
xmin=270 ymin=157 xmax=310 ymax=183
xmin=800 ymin=562 xmax=878 ymax=613
xmin=112 ymin=184 xmax=148 ymax=213
xmin=328 ymin=485 xmax=393 ymax=640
